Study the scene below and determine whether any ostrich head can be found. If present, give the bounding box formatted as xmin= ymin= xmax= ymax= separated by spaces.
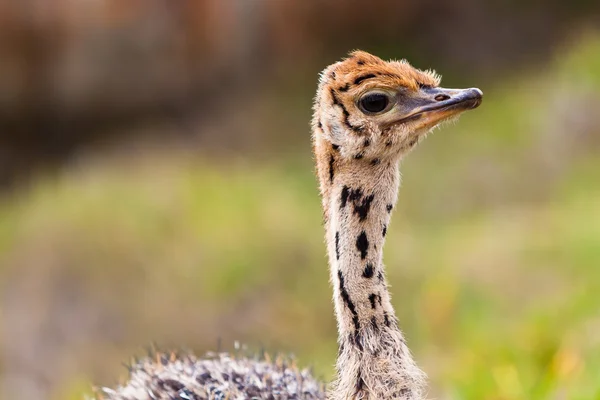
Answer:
xmin=313 ymin=50 xmax=482 ymax=164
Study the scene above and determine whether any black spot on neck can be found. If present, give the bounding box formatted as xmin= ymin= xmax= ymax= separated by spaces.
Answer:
xmin=377 ymin=271 xmax=384 ymax=282
xmin=317 ymin=120 xmax=322 ymax=129
xmin=354 ymin=194 xmax=375 ymax=222
xmin=332 ymin=143 xmax=340 ymax=151
xmin=344 ymin=187 xmax=375 ymax=222
xmin=348 ymin=187 xmax=363 ymax=202
xmin=335 ymin=231 xmax=340 ymax=260
xmin=348 ymin=188 xmax=363 ymax=202
xmin=354 ymin=74 xmax=376 ymax=85
xmin=338 ymin=270 xmax=359 ymax=331
xmin=356 ymin=231 xmax=369 ymax=259
xmin=370 ymin=158 xmax=380 ymax=166
xmin=363 ymin=138 xmax=370 ymax=147
xmin=368 ymin=293 xmax=378 ymax=309
xmin=354 ymin=152 xmax=364 ymax=160
xmin=340 ymin=186 xmax=350 ymax=208
xmin=339 ymin=83 xmax=350 ymax=92
xmin=385 ymin=140 xmax=393 ymax=147
xmin=382 ymin=224 xmax=387 ymax=237
xmin=363 ymin=263 xmax=374 ymax=278
xmin=330 ymin=71 xmax=336 ymax=80
xmin=328 ymin=154 xmax=335 ymax=184
xmin=386 ymin=204 xmax=393 ymax=213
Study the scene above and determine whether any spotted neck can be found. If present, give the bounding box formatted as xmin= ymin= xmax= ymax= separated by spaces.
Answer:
xmin=315 ymin=138 xmax=425 ymax=400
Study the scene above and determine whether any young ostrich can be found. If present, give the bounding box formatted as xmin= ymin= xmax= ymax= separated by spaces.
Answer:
xmin=99 ymin=51 xmax=482 ymax=400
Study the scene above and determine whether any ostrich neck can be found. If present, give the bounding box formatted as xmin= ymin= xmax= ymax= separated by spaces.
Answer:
xmin=317 ymin=147 xmax=424 ymax=399
xmin=325 ymin=160 xmax=400 ymax=346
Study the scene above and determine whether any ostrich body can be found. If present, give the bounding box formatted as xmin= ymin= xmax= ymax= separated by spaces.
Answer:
xmin=100 ymin=51 xmax=482 ymax=400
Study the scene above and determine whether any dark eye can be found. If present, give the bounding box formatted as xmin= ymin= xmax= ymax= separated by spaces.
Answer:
xmin=358 ymin=92 xmax=391 ymax=114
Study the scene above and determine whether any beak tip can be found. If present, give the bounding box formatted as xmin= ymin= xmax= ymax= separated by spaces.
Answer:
xmin=468 ymin=88 xmax=483 ymax=108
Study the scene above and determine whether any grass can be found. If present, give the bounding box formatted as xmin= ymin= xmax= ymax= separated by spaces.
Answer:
xmin=1 ymin=32 xmax=599 ymax=400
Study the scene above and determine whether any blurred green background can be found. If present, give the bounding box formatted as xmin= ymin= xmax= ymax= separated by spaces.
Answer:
xmin=0 ymin=1 xmax=599 ymax=399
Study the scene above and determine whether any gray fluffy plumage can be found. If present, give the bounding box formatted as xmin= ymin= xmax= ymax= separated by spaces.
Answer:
xmin=97 ymin=351 xmax=325 ymax=400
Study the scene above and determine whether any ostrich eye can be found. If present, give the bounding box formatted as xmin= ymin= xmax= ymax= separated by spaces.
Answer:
xmin=358 ymin=92 xmax=391 ymax=114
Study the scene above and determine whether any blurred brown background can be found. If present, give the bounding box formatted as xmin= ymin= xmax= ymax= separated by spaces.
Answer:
xmin=1 ymin=1 xmax=600 ymax=399
xmin=1 ymin=0 xmax=598 ymax=185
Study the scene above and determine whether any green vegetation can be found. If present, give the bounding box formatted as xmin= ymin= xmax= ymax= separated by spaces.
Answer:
xmin=1 ymin=34 xmax=599 ymax=400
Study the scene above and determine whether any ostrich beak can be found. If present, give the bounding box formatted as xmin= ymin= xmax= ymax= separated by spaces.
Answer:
xmin=396 ymin=87 xmax=483 ymax=125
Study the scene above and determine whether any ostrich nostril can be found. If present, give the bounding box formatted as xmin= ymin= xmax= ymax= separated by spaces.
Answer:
xmin=434 ymin=94 xmax=450 ymax=101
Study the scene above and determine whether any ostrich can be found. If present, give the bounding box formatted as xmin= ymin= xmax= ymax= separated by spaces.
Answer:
xmin=98 ymin=51 xmax=482 ymax=400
